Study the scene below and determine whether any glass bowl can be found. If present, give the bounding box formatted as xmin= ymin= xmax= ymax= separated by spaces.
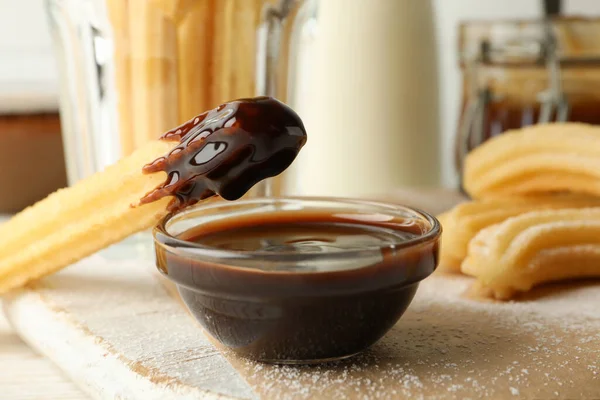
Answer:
xmin=153 ymin=197 xmax=441 ymax=364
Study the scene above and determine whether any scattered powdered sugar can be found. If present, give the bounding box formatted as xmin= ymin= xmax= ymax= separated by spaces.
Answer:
xmin=240 ymin=274 xmax=599 ymax=399
xmin=244 ymin=355 xmax=432 ymax=400
xmin=413 ymin=274 xmax=600 ymax=326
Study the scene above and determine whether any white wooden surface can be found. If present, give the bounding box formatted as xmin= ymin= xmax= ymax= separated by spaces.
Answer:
xmin=0 ymin=217 xmax=87 ymax=400
xmin=4 ymin=236 xmax=256 ymax=400
xmin=0 ymin=308 xmax=87 ymax=400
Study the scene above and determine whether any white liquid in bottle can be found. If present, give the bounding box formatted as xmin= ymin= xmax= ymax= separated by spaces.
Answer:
xmin=285 ymin=0 xmax=440 ymax=198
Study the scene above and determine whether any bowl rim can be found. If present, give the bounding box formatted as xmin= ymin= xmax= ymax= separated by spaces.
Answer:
xmin=153 ymin=196 xmax=441 ymax=262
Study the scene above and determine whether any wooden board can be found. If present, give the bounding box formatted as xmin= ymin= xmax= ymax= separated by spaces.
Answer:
xmin=3 ymin=190 xmax=600 ymax=399
xmin=0 ymin=214 xmax=86 ymax=399
xmin=0 ymin=304 xmax=85 ymax=399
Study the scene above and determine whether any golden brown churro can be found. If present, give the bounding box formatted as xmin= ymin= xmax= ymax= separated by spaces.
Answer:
xmin=0 ymin=141 xmax=172 ymax=292
xmin=129 ymin=0 xmax=180 ymax=148
xmin=106 ymin=0 xmax=135 ymax=156
xmin=438 ymin=195 xmax=600 ymax=273
xmin=109 ymin=0 xmax=266 ymax=154
xmin=463 ymin=123 xmax=600 ymax=199
xmin=176 ymin=0 xmax=214 ymax=122
xmin=462 ymin=208 xmax=600 ymax=299
xmin=442 ymin=123 xmax=600 ymax=299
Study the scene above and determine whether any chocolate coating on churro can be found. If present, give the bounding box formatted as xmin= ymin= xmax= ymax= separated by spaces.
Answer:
xmin=140 ymin=97 xmax=307 ymax=211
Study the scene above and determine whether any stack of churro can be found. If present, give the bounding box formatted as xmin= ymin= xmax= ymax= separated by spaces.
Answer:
xmin=0 ymin=97 xmax=306 ymax=295
xmin=107 ymin=0 xmax=266 ymax=156
xmin=440 ymin=123 xmax=600 ymax=299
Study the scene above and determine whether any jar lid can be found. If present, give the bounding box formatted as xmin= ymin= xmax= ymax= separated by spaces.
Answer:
xmin=459 ymin=16 xmax=600 ymax=66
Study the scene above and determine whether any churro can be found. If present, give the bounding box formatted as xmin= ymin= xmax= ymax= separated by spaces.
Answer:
xmin=107 ymin=0 xmax=135 ymax=156
xmin=129 ymin=0 xmax=180 ymax=148
xmin=462 ymin=208 xmax=600 ymax=300
xmin=0 ymin=97 xmax=306 ymax=294
xmin=109 ymin=0 xmax=267 ymax=154
xmin=177 ymin=0 xmax=214 ymax=122
xmin=440 ymin=122 xmax=600 ymax=298
xmin=438 ymin=195 xmax=600 ymax=272
xmin=463 ymin=123 xmax=600 ymax=199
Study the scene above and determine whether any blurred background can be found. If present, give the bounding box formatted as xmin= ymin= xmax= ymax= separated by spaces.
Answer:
xmin=2 ymin=0 xmax=600 ymax=213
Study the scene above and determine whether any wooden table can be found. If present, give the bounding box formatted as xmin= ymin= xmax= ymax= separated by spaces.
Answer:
xmin=0 ymin=305 xmax=86 ymax=399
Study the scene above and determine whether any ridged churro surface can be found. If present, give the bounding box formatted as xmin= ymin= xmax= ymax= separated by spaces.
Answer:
xmin=0 ymin=140 xmax=173 ymax=293
xmin=464 ymin=123 xmax=600 ymax=199
xmin=441 ymin=123 xmax=600 ymax=299
xmin=438 ymin=195 xmax=600 ymax=273
xmin=462 ymin=208 xmax=600 ymax=299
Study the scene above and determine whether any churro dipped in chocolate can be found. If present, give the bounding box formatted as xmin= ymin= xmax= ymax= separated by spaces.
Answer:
xmin=0 ymin=97 xmax=306 ymax=294
xmin=140 ymin=96 xmax=306 ymax=210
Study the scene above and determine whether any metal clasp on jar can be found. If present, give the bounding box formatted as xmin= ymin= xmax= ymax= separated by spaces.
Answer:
xmin=456 ymin=31 xmax=569 ymax=186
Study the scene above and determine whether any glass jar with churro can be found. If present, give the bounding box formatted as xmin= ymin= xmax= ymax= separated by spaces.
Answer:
xmin=456 ymin=17 xmax=600 ymax=180
xmin=47 ymin=0 xmax=440 ymax=197
xmin=46 ymin=0 xmax=278 ymax=186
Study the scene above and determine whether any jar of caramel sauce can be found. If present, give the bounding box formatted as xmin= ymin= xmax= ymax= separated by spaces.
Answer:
xmin=456 ymin=17 xmax=600 ymax=183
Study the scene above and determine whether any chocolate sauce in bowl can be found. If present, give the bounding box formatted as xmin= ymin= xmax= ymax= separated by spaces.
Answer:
xmin=155 ymin=208 xmax=440 ymax=362
xmin=140 ymin=97 xmax=307 ymax=211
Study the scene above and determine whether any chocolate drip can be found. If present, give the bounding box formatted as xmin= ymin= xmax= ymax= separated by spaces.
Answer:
xmin=139 ymin=96 xmax=307 ymax=211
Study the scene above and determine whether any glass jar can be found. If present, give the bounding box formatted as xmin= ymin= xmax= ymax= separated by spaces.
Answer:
xmin=47 ymin=0 xmax=440 ymax=196
xmin=46 ymin=0 xmax=119 ymax=184
xmin=456 ymin=17 xmax=600 ymax=181
xmin=46 ymin=0 xmax=274 ymax=185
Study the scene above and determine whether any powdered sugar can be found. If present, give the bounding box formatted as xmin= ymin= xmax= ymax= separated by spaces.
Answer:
xmin=239 ymin=274 xmax=599 ymax=399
